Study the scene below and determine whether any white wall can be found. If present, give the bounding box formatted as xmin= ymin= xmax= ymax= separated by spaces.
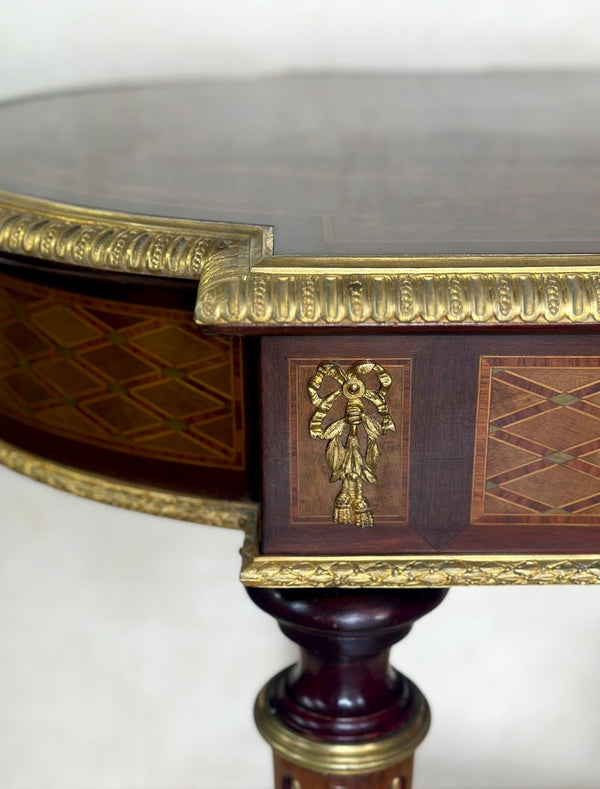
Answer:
xmin=2 ymin=0 xmax=600 ymax=100
xmin=2 ymin=466 xmax=600 ymax=789
xmin=1 ymin=3 xmax=600 ymax=788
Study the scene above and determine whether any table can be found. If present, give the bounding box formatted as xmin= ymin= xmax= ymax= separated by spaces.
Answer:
xmin=1 ymin=73 xmax=599 ymax=788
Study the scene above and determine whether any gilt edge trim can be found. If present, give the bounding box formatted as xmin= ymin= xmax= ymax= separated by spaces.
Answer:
xmin=240 ymin=521 xmax=600 ymax=587
xmin=0 ymin=438 xmax=257 ymax=530
xmin=196 ymin=256 xmax=600 ymax=327
xmin=2 ymin=190 xmax=600 ymax=327
xmin=0 ymin=189 xmax=270 ymax=280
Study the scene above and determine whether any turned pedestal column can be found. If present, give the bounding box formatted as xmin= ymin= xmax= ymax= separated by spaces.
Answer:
xmin=247 ymin=588 xmax=447 ymax=789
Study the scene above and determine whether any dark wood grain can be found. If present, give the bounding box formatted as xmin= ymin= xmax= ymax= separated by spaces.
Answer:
xmin=262 ymin=333 xmax=600 ymax=555
xmin=0 ymin=253 xmax=199 ymax=308
xmin=248 ymin=587 xmax=446 ymax=789
xmin=248 ymin=587 xmax=445 ymax=736
xmin=2 ymin=74 xmax=600 ymax=257
xmin=0 ymin=259 xmax=259 ymax=500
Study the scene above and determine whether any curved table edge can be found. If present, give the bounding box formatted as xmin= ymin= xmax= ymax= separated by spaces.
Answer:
xmin=0 ymin=188 xmax=271 ymax=280
xmin=0 ymin=437 xmax=257 ymax=531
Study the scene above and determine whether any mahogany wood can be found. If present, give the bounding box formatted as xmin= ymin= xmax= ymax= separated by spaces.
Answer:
xmin=2 ymin=75 xmax=600 ymax=258
xmin=247 ymin=588 xmax=447 ymax=788
xmin=0 ymin=253 xmax=199 ymax=309
xmin=2 ymin=75 xmax=600 ymax=789
xmin=0 ymin=256 xmax=259 ymax=500
xmin=262 ymin=333 xmax=600 ymax=555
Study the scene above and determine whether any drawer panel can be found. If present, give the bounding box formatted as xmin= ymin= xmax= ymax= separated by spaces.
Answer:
xmin=0 ymin=261 xmax=256 ymax=501
xmin=261 ymin=334 xmax=600 ymax=557
xmin=472 ymin=355 xmax=600 ymax=526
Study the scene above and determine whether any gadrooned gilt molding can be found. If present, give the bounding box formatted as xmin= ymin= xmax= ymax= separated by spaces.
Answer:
xmin=0 ymin=189 xmax=270 ymax=280
xmin=195 ymin=256 xmax=600 ymax=327
xmin=3 ymin=191 xmax=600 ymax=326
xmin=0 ymin=438 xmax=257 ymax=530
xmin=240 ymin=522 xmax=600 ymax=587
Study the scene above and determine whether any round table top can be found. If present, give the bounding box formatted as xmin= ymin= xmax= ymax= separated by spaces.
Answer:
xmin=1 ymin=72 xmax=600 ymax=257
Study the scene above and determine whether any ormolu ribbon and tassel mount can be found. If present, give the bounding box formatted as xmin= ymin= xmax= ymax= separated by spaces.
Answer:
xmin=308 ymin=360 xmax=396 ymax=528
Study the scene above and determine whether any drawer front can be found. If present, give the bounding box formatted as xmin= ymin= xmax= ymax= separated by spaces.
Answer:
xmin=0 ymin=262 xmax=254 ymax=501
xmin=472 ymin=355 xmax=600 ymax=526
xmin=261 ymin=334 xmax=600 ymax=557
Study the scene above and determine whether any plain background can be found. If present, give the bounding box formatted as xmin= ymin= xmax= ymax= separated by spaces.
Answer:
xmin=1 ymin=2 xmax=600 ymax=787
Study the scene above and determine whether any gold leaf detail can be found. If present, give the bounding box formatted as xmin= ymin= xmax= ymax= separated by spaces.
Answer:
xmin=0 ymin=190 xmax=267 ymax=281
xmin=0 ymin=438 xmax=256 ymax=531
xmin=308 ymin=360 xmax=395 ymax=529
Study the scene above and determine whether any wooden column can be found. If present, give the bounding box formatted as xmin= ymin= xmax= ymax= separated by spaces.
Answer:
xmin=247 ymin=587 xmax=447 ymax=789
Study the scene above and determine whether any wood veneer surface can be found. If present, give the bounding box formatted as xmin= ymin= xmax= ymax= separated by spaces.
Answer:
xmin=262 ymin=333 xmax=600 ymax=555
xmin=0 ymin=74 xmax=600 ymax=256
xmin=0 ymin=257 xmax=259 ymax=500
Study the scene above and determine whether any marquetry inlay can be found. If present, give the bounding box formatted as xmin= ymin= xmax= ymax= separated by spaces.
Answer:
xmin=472 ymin=357 xmax=600 ymax=525
xmin=0 ymin=274 xmax=245 ymax=468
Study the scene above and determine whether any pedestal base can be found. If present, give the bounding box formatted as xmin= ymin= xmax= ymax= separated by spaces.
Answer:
xmin=255 ymin=669 xmax=429 ymax=777
xmin=247 ymin=588 xmax=447 ymax=789
xmin=273 ymin=753 xmax=413 ymax=789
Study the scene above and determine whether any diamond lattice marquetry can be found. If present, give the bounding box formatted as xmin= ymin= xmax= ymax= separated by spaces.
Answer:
xmin=473 ymin=357 xmax=600 ymax=524
xmin=0 ymin=275 xmax=245 ymax=469
xmin=31 ymin=305 xmax=102 ymax=346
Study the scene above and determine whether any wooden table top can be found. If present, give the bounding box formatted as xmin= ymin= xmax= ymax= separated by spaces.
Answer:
xmin=1 ymin=72 xmax=600 ymax=258
xmin=2 ymin=74 xmax=600 ymax=586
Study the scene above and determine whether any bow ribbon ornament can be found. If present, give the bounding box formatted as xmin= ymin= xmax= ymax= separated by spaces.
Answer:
xmin=308 ymin=361 xmax=396 ymax=528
